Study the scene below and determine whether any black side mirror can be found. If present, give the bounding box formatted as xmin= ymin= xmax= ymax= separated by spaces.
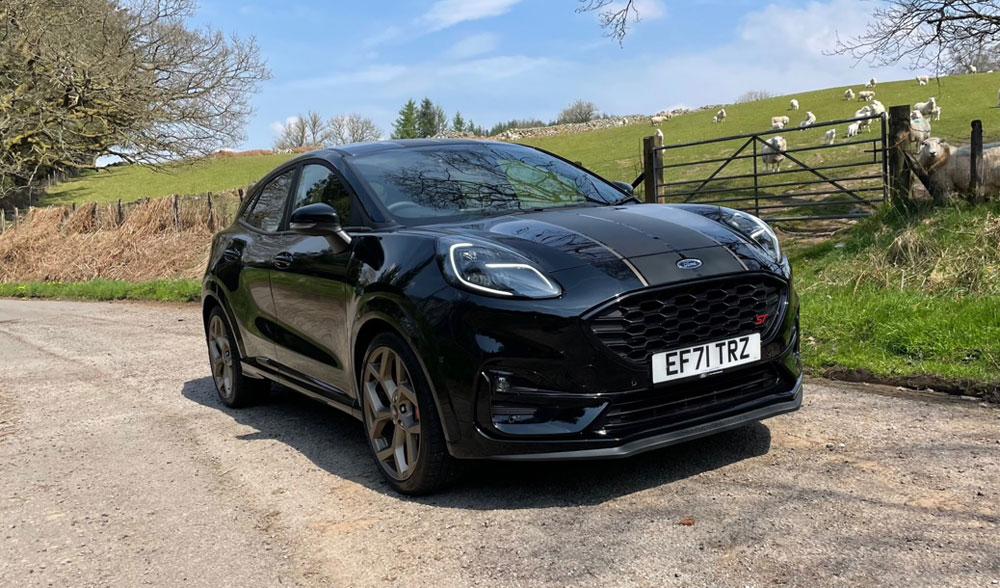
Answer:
xmin=611 ymin=180 xmax=635 ymax=195
xmin=289 ymin=203 xmax=351 ymax=253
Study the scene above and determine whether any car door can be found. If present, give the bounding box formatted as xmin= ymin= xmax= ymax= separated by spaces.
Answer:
xmin=219 ymin=167 xmax=297 ymax=361
xmin=268 ymin=161 xmax=362 ymax=402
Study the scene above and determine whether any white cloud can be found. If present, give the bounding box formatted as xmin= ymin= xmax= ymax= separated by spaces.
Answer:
xmin=268 ymin=116 xmax=299 ymax=136
xmin=446 ymin=32 xmax=500 ymax=59
xmin=421 ymin=0 xmax=524 ymax=31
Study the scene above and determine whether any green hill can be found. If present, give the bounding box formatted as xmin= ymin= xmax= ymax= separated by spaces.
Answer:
xmin=41 ymin=72 xmax=1000 ymax=206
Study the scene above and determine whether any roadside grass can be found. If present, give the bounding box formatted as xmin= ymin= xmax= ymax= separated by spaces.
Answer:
xmin=790 ymin=202 xmax=1000 ymax=395
xmin=0 ymin=279 xmax=200 ymax=302
xmin=42 ymin=153 xmax=294 ymax=205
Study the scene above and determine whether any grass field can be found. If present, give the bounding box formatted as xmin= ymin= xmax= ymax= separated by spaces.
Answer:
xmin=0 ymin=279 xmax=200 ymax=302
xmin=43 ymin=153 xmax=294 ymax=205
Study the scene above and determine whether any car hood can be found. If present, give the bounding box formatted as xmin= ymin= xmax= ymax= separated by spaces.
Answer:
xmin=417 ymin=204 xmax=781 ymax=287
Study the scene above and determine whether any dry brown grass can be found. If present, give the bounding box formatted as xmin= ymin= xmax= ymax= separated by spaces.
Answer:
xmin=0 ymin=190 xmax=242 ymax=283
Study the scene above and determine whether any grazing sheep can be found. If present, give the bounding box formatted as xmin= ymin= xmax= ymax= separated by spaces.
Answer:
xmin=865 ymin=77 xmax=877 ymax=88
xmin=650 ymin=115 xmax=668 ymax=126
xmin=918 ymin=137 xmax=1000 ymax=197
xmin=716 ymin=108 xmax=727 ymax=122
xmin=771 ymin=121 xmax=785 ymax=130
xmin=761 ymin=136 xmax=787 ymax=172
xmin=931 ymin=106 xmax=941 ymax=121
xmin=823 ymin=129 xmax=836 ymax=145
xmin=916 ymin=75 xmax=930 ymax=85
xmin=620 ymin=118 xmax=629 ymax=126
xmin=969 ymin=65 xmax=978 ymax=74
xmin=789 ymin=99 xmax=799 ymax=110
xmin=844 ymin=88 xmax=855 ymax=100
xmin=858 ymin=90 xmax=875 ymax=101
xmin=712 ymin=115 xmax=719 ymax=124
xmin=654 ymin=128 xmax=664 ymax=142
xmin=771 ymin=115 xmax=790 ymax=127
xmin=914 ymin=96 xmax=937 ymax=116
xmin=799 ymin=111 xmax=817 ymax=127
xmin=846 ymin=122 xmax=860 ymax=138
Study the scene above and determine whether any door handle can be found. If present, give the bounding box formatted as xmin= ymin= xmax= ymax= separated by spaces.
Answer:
xmin=272 ymin=252 xmax=293 ymax=270
xmin=221 ymin=247 xmax=240 ymax=262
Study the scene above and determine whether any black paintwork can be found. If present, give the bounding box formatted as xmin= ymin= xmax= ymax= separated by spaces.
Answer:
xmin=202 ymin=139 xmax=801 ymax=460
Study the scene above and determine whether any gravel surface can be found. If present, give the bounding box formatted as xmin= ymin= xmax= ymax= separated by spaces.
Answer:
xmin=0 ymin=299 xmax=998 ymax=587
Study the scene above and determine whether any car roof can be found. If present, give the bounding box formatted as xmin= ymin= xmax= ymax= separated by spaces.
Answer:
xmin=287 ymin=138 xmax=514 ymax=163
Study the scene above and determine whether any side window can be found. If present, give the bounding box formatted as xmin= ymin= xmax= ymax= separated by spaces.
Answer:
xmin=292 ymin=164 xmax=359 ymax=227
xmin=245 ymin=169 xmax=294 ymax=232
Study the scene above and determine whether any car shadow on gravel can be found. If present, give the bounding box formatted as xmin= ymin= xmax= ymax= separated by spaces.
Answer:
xmin=183 ymin=377 xmax=772 ymax=508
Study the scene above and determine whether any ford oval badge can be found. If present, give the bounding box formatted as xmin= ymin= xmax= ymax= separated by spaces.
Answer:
xmin=677 ymin=258 xmax=703 ymax=270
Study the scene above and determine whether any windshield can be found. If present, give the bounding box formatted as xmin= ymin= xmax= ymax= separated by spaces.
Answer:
xmin=347 ymin=143 xmax=627 ymax=225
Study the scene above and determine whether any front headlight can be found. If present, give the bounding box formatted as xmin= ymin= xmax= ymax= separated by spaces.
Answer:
xmin=719 ymin=208 xmax=782 ymax=263
xmin=438 ymin=238 xmax=562 ymax=299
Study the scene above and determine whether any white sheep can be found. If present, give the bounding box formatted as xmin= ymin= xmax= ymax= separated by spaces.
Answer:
xmin=761 ymin=136 xmax=787 ymax=172
xmin=799 ymin=111 xmax=816 ymax=127
xmin=846 ymin=122 xmax=860 ymax=138
xmin=969 ymin=65 xmax=978 ymax=74
xmin=916 ymin=75 xmax=929 ymax=85
xmin=771 ymin=121 xmax=785 ymax=130
xmin=620 ymin=117 xmax=629 ymax=126
xmin=918 ymin=137 xmax=1000 ymax=198
xmin=650 ymin=115 xmax=667 ymax=126
xmin=716 ymin=108 xmax=727 ymax=122
xmin=654 ymin=128 xmax=664 ymax=142
xmin=771 ymin=115 xmax=790 ymax=127
xmin=858 ymin=90 xmax=875 ymax=101
xmin=865 ymin=77 xmax=877 ymax=88
xmin=914 ymin=96 xmax=937 ymax=116
xmin=868 ymin=100 xmax=886 ymax=117
xmin=823 ymin=129 xmax=836 ymax=145
xmin=712 ymin=114 xmax=719 ymax=124
xmin=789 ymin=99 xmax=799 ymax=110
xmin=908 ymin=110 xmax=931 ymax=146
xmin=931 ymin=106 xmax=941 ymax=121
xmin=844 ymin=88 xmax=855 ymax=100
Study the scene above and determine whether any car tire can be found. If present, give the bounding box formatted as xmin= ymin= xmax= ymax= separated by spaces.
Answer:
xmin=205 ymin=306 xmax=269 ymax=408
xmin=360 ymin=332 xmax=454 ymax=495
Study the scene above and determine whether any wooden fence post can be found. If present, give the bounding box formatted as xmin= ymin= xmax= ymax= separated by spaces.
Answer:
xmin=970 ymin=119 xmax=983 ymax=204
xmin=206 ymin=191 xmax=215 ymax=231
xmin=172 ymin=194 xmax=180 ymax=229
xmin=13 ymin=208 xmax=19 ymax=227
xmin=237 ymin=188 xmax=244 ymax=201
xmin=0 ymin=209 xmax=5 ymax=233
xmin=116 ymin=199 xmax=124 ymax=225
xmin=887 ymin=105 xmax=912 ymax=206
xmin=642 ymin=136 xmax=655 ymax=202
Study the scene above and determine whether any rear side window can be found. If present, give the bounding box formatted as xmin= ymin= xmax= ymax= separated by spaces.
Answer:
xmin=245 ymin=169 xmax=294 ymax=232
xmin=292 ymin=164 xmax=359 ymax=227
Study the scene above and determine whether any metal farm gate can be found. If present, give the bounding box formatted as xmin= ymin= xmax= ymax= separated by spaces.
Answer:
xmin=640 ymin=113 xmax=888 ymax=222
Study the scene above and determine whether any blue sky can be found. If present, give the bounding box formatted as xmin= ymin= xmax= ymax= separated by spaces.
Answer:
xmin=192 ymin=0 xmax=911 ymax=149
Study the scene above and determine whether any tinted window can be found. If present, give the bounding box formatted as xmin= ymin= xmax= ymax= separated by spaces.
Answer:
xmin=292 ymin=164 xmax=358 ymax=226
xmin=348 ymin=143 xmax=625 ymax=226
xmin=245 ymin=169 xmax=294 ymax=232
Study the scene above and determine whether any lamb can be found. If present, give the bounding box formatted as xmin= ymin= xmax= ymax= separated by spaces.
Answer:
xmin=865 ymin=77 xmax=877 ymax=88
xmin=650 ymin=115 xmax=668 ymax=126
xmin=823 ymin=129 xmax=836 ymax=145
xmin=916 ymin=75 xmax=930 ymax=85
xmin=969 ymin=65 xmax=978 ymax=74
xmin=712 ymin=115 xmax=719 ymax=124
xmin=771 ymin=121 xmax=785 ymax=130
xmin=908 ymin=110 xmax=931 ymax=146
xmin=716 ymin=108 xmax=727 ymax=122
xmin=858 ymin=90 xmax=875 ymax=101
xmin=918 ymin=137 xmax=1000 ymax=198
xmin=931 ymin=106 xmax=941 ymax=121
xmin=654 ymin=128 xmax=664 ymax=142
xmin=789 ymin=99 xmax=799 ymax=110
xmin=846 ymin=122 xmax=860 ymax=138
xmin=620 ymin=118 xmax=629 ymax=126
xmin=914 ymin=96 xmax=936 ymax=116
xmin=760 ymin=136 xmax=787 ymax=172
xmin=844 ymin=88 xmax=855 ymax=100
xmin=771 ymin=115 xmax=790 ymax=127
xmin=799 ymin=111 xmax=817 ymax=127
xmin=868 ymin=100 xmax=886 ymax=117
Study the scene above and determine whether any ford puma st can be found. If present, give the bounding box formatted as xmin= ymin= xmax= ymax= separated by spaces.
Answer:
xmin=201 ymin=139 xmax=802 ymax=494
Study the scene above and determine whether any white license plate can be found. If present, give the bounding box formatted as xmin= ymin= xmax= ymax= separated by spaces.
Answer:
xmin=651 ymin=333 xmax=761 ymax=384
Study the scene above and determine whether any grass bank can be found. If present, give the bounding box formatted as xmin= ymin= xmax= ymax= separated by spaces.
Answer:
xmin=0 ymin=279 xmax=200 ymax=302
xmin=792 ymin=203 xmax=1000 ymax=398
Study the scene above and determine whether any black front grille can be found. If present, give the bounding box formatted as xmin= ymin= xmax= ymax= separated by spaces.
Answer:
xmin=598 ymin=365 xmax=787 ymax=438
xmin=585 ymin=276 xmax=785 ymax=365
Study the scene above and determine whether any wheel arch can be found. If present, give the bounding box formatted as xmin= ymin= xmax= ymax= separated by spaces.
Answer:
xmin=201 ymin=280 xmax=249 ymax=359
xmin=352 ymin=300 xmax=461 ymax=444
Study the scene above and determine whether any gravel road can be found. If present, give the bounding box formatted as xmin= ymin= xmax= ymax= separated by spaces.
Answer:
xmin=0 ymin=299 xmax=998 ymax=587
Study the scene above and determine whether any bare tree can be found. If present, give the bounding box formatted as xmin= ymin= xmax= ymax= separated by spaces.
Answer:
xmin=0 ymin=0 xmax=269 ymax=205
xmin=734 ymin=89 xmax=776 ymax=104
xmin=273 ymin=111 xmax=329 ymax=149
xmin=831 ymin=1 xmax=1000 ymax=72
xmin=557 ymin=100 xmax=600 ymax=124
xmin=327 ymin=114 xmax=383 ymax=145
xmin=576 ymin=0 xmax=640 ymax=45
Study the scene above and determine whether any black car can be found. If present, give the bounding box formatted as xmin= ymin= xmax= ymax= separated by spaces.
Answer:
xmin=202 ymin=139 xmax=801 ymax=494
